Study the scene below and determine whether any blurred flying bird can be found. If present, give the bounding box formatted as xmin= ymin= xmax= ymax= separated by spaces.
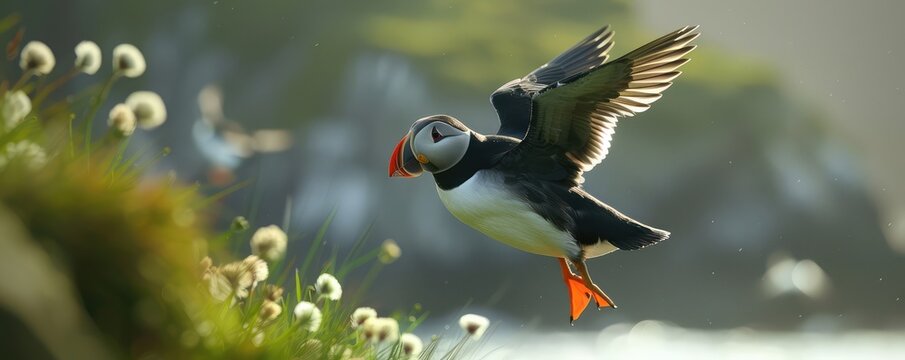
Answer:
xmin=193 ymin=85 xmax=292 ymax=184
xmin=389 ymin=25 xmax=698 ymax=322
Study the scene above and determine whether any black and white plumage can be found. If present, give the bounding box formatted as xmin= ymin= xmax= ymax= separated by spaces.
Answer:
xmin=389 ymin=25 xmax=698 ymax=320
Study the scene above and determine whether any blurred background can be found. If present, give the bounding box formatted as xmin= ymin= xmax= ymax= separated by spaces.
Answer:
xmin=3 ymin=0 xmax=904 ymax=357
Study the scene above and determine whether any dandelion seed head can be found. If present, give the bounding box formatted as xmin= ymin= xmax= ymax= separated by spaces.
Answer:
xmin=458 ymin=313 xmax=490 ymax=340
xmin=315 ymin=273 xmax=342 ymax=301
xmin=259 ymin=300 xmax=282 ymax=323
xmin=293 ymin=301 xmax=322 ymax=332
xmin=374 ymin=317 xmax=399 ymax=343
xmin=216 ymin=261 xmax=254 ymax=299
xmin=231 ymin=216 xmax=249 ymax=231
xmin=199 ymin=256 xmax=213 ymax=275
xmin=19 ymin=41 xmax=55 ymax=75
xmin=361 ymin=317 xmax=378 ymax=341
xmin=264 ymin=284 xmax=284 ymax=302
xmin=379 ymin=239 xmax=401 ymax=264
xmin=0 ymin=141 xmax=47 ymax=171
xmin=205 ymin=269 xmax=232 ymax=302
xmin=125 ymin=91 xmax=167 ymax=129
xmin=250 ymin=225 xmax=288 ymax=262
xmin=199 ymin=256 xmax=213 ymax=270
xmin=2 ymin=90 xmax=32 ymax=130
xmin=74 ymin=41 xmax=101 ymax=75
xmin=107 ymin=103 xmax=136 ymax=137
xmin=112 ymin=43 xmax=146 ymax=78
xmin=243 ymin=255 xmax=269 ymax=287
xmin=350 ymin=307 xmax=377 ymax=328
xmin=401 ymin=333 xmax=423 ymax=357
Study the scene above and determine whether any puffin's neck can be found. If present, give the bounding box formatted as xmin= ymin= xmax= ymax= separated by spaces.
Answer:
xmin=432 ymin=132 xmax=518 ymax=190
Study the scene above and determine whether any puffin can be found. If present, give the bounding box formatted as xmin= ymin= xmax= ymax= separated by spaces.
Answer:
xmin=389 ymin=25 xmax=698 ymax=322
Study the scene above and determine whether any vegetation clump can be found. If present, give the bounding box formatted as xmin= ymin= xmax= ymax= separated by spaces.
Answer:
xmin=0 ymin=14 xmax=491 ymax=359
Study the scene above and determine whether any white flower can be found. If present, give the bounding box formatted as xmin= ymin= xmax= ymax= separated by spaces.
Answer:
xmin=204 ymin=257 xmax=266 ymax=302
xmin=259 ymin=300 xmax=282 ymax=323
xmin=74 ymin=41 xmax=101 ymax=75
xmin=379 ymin=239 xmax=401 ymax=264
xmin=231 ymin=216 xmax=249 ymax=231
xmin=293 ymin=301 xmax=322 ymax=332
xmin=458 ymin=314 xmax=489 ymax=340
xmin=315 ymin=273 xmax=342 ymax=301
xmin=250 ymin=225 xmax=288 ymax=262
xmin=212 ymin=261 xmax=254 ymax=301
xmin=361 ymin=318 xmax=378 ymax=342
xmin=350 ymin=307 xmax=377 ymax=328
xmin=107 ymin=103 xmax=136 ymax=136
xmin=264 ymin=284 xmax=284 ymax=302
xmin=125 ymin=91 xmax=166 ymax=129
xmin=112 ymin=43 xmax=146 ymax=78
xmin=243 ymin=255 xmax=269 ymax=287
xmin=19 ymin=41 xmax=55 ymax=75
xmin=199 ymin=256 xmax=213 ymax=274
xmin=205 ymin=269 xmax=232 ymax=302
xmin=0 ymin=141 xmax=47 ymax=171
xmin=400 ymin=333 xmax=423 ymax=357
xmin=371 ymin=317 xmax=399 ymax=343
xmin=2 ymin=90 xmax=31 ymax=129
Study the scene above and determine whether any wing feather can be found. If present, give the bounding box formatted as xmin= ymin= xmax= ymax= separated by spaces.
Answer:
xmin=491 ymin=25 xmax=615 ymax=138
xmin=501 ymin=26 xmax=698 ymax=184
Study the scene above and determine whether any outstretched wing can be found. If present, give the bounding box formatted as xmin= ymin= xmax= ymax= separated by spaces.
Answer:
xmin=502 ymin=26 xmax=699 ymax=184
xmin=490 ymin=25 xmax=614 ymax=138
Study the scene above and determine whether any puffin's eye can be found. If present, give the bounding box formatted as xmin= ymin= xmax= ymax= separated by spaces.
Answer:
xmin=431 ymin=127 xmax=444 ymax=143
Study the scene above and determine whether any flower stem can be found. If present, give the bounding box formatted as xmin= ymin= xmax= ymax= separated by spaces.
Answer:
xmin=10 ymin=71 xmax=33 ymax=91
xmin=32 ymin=67 xmax=79 ymax=108
xmin=441 ymin=335 xmax=469 ymax=360
xmin=272 ymin=323 xmax=298 ymax=344
xmin=109 ymin=135 xmax=132 ymax=180
xmin=68 ymin=113 xmax=76 ymax=157
xmin=83 ymin=74 xmax=118 ymax=157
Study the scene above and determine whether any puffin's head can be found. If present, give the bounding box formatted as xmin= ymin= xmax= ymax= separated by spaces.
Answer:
xmin=388 ymin=114 xmax=471 ymax=178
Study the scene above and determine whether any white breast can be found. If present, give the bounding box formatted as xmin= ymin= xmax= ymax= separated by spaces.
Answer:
xmin=436 ymin=171 xmax=580 ymax=258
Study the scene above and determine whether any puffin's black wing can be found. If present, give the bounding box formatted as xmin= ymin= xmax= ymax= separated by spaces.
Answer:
xmin=490 ymin=25 xmax=615 ymax=138
xmin=502 ymin=26 xmax=699 ymax=185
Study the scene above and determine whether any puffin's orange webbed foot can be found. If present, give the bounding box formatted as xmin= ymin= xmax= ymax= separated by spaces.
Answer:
xmin=559 ymin=258 xmax=614 ymax=324
xmin=573 ymin=259 xmax=616 ymax=310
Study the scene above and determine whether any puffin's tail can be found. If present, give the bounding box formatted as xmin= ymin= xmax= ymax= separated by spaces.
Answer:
xmin=624 ymin=224 xmax=670 ymax=250
xmin=570 ymin=187 xmax=670 ymax=250
xmin=604 ymin=212 xmax=670 ymax=251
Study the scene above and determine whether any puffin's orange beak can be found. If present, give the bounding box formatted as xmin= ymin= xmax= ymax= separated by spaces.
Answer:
xmin=388 ymin=133 xmax=423 ymax=178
